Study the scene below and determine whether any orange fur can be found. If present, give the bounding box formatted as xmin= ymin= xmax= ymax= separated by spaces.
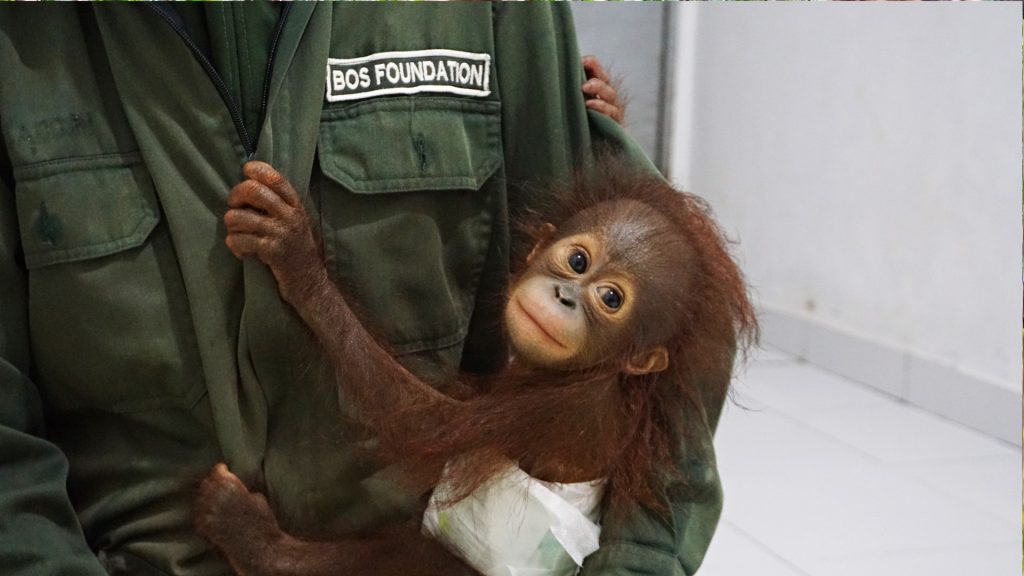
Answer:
xmin=196 ymin=156 xmax=757 ymax=574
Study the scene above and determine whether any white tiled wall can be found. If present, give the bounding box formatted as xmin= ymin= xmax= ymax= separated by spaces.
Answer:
xmin=758 ymin=308 xmax=1021 ymax=446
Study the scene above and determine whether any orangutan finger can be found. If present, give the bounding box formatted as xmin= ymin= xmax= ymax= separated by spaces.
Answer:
xmin=583 ymin=78 xmax=618 ymax=105
xmin=586 ymin=99 xmax=624 ymax=125
xmin=243 ymin=161 xmax=302 ymax=209
xmin=225 ymin=233 xmax=266 ymax=260
xmin=210 ymin=463 xmax=249 ymax=491
xmin=581 ymin=55 xmax=611 ymax=84
xmin=227 ymin=179 xmax=290 ymax=218
xmin=224 ymin=208 xmax=278 ymax=236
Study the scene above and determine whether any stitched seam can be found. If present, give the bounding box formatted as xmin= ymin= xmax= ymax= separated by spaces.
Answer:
xmin=321 ymin=97 xmax=500 ymax=120
xmin=13 ymin=151 xmax=143 ymax=180
xmin=325 ymin=48 xmax=491 ymax=68
xmin=24 ymin=213 xmax=159 ymax=268
xmin=220 ymin=8 xmax=233 ymax=96
xmin=238 ymin=6 xmax=253 ymax=118
xmin=318 ymin=100 xmax=500 ymax=192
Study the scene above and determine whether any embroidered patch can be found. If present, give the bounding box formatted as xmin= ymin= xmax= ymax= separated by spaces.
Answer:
xmin=325 ymin=49 xmax=491 ymax=102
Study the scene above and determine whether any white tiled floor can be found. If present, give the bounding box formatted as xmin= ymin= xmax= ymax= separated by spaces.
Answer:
xmin=700 ymin=347 xmax=1021 ymax=576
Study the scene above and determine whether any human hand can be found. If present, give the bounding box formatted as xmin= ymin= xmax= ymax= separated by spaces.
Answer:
xmin=582 ymin=55 xmax=625 ymax=126
xmin=225 ymin=161 xmax=329 ymax=307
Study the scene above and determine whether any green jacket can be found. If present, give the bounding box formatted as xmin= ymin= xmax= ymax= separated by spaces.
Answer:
xmin=0 ymin=4 xmax=724 ymax=575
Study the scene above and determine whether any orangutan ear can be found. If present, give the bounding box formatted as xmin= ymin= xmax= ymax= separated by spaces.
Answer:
xmin=527 ymin=223 xmax=558 ymax=265
xmin=625 ymin=347 xmax=669 ymax=375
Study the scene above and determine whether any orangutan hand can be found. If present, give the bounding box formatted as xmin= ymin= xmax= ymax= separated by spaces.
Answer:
xmin=195 ymin=463 xmax=284 ymax=576
xmin=224 ymin=161 xmax=330 ymax=308
xmin=582 ymin=55 xmax=625 ymax=126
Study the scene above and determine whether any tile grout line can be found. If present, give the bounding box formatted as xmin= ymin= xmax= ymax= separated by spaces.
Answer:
xmin=759 ymin=307 xmax=1021 ymax=446
xmin=817 ymin=540 xmax=1023 ymax=563
xmin=740 ymin=403 xmax=1015 ymax=467
xmin=736 ymin=359 xmax=1020 ymax=452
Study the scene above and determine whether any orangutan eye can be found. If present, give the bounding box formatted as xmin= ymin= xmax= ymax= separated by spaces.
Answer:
xmin=567 ymin=250 xmax=588 ymax=274
xmin=599 ymin=287 xmax=623 ymax=310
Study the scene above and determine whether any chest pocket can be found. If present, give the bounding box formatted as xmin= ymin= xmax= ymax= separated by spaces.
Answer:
xmin=316 ymin=97 xmax=501 ymax=357
xmin=13 ymin=153 xmax=204 ymax=413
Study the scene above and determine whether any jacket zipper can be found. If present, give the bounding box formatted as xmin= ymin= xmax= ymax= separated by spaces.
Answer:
xmin=254 ymin=3 xmax=293 ymax=152
xmin=146 ymin=4 xmax=291 ymax=159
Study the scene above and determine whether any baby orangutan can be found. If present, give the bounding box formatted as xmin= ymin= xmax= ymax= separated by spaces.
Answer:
xmin=195 ymin=159 xmax=756 ymax=576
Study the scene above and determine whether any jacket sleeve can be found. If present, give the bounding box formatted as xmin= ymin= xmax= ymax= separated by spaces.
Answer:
xmin=0 ymin=131 xmax=107 ymax=575
xmin=492 ymin=6 xmax=727 ymax=574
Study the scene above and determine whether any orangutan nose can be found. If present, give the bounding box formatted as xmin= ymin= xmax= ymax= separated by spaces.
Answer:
xmin=554 ymin=284 xmax=577 ymax=310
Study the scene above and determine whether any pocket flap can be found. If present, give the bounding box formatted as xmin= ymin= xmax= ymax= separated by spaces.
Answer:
xmin=13 ymin=153 xmax=161 ymax=268
xmin=317 ymin=97 xmax=501 ymax=194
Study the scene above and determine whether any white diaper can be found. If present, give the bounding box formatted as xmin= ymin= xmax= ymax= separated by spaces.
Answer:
xmin=422 ymin=461 xmax=605 ymax=576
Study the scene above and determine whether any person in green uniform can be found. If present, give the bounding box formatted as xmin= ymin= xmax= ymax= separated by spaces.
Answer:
xmin=0 ymin=4 xmax=730 ymax=575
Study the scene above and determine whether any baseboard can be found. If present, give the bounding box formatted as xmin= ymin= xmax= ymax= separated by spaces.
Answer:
xmin=758 ymin=307 xmax=1021 ymax=446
